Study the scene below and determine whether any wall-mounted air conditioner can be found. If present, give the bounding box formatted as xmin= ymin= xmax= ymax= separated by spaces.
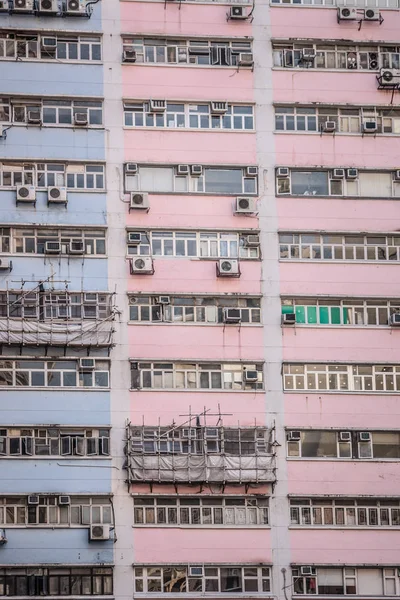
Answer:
xmin=216 ymin=259 xmax=240 ymax=277
xmin=235 ymin=197 xmax=257 ymax=214
xmin=16 ymin=185 xmax=36 ymax=204
xmin=130 ymin=257 xmax=154 ymax=275
xmin=89 ymin=524 xmax=111 ymax=541
xmin=130 ymin=192 xmax=149 ymax=211
xmin=48 ymin=187 xmax=67 ymax=205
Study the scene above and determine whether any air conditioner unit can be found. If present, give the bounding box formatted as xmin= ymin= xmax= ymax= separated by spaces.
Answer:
xmin=189 ymin=567 xmax=203 ymax=577
xmin=79 ymin=358 xmax=95 ymax=370
xmin=28 ymin=495 xmax=39 ymax=505
xmin=27 ymin=110 xmax=42 ymax=125
xmin=0 ymin=259 xmax=12 ymax=271
xmin=223 ymin=307 xmax=242 ymax=323
xmin=130 ymin=257 xmax=154 ymax=275
xmin=323 ymin=121 xmax=336 ymax=133
xmin=125 ymin=163 xmax=138 ymax=174
xmin=13 ymin=0 xmax=34 ymax=11
xmin=359 ymin=431 xmax=371 ymax=442
xmin=177 ymin=164 xmax=189 ymax=176
xmin=216 ymin=259 xmax=240 ymax=277
xmin=246 ymin=166 xmax=258 ymax=177
xmin=0 ymin=1 xmax=9 ymax=11
xmin=346 ymin=168 xmax=358 ymax=179
xmin=301 ymin=566 xmax=313 ymax=576
xmin=277 ymin=167 xmax=289 ymax=177
xmin=211 ymin=101 xmax=228 ymax=114
xmin=235 ymin=197 xmax=257 ymax=214
xmin=130 ymin=192 xmax=149 ymax=210
xmin=45 ymin=241 xmax=62 ymax=254
xmin=150 ymin=99 xmax=166 ymax=112
xmin=123 ymin=48 xmax=137 ymax=63
xmin=332 ymin=168 xmax=345 ymax=179
xmin=157 ymin=296 xmax=170 ymax=304
xmin=69 ymin=240 xmax=85 ymax=254
xmin=379 ymin=68 xmax=400 ymax=86
xmin=362 ymin=120 xmax=378 ymax=133
xmin=390 ymin=313 xmax=400 ymax=326
xmin=89 ymin=524 xmax=111 ymax=541
xmin=364 ymin=7 xmax=380 ymax=20
xmin=41 ymin=37 xmax=57 ymax=49
xmin=338 ymin=6 xmax=357 ymax=19
xmin=282 ymin=312 xmax=296 ymax=325
xmin=16 ymin=185 xmax=36 ymax=203
xmin=59 ymin=495 xmax=71 ymax=505
xmin=244 ymin=369 xmax=258 ymax=382
xmin=190 ymin=165 xmax=203 ymax=176
xmin=243 ymin=234 xmax=260 ymax=247
xmin=302 ymin=48 xmax=316 ymax=61
xmin=48 ymin=187 xmax=67 ymax=204
xmin=288 ymin=431 xmax=301 ymax=441
xmin=74 ymin=112 xmax=88 ymax=126
xmin=229 ymin=5 xmax=247 ymax=19
xmin=38 ymin=0 xmax=58 ymax=13
xmin=339 ymin=431 xmax=351 ymax=442
xmin=64 ymin=0 xmax=86 ymax=14
xmin=128 ymin=232 xmax=142 ymax=244
xmin=238 ymin=52 xmax=254 ymax=66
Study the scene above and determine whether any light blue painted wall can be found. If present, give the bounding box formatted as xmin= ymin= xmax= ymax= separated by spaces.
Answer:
xmin=0 ymin=459 xmax=112 ymax=493
xmin=0 ymin=256 xmax=108 ymax=290
xmin=1 ymin=62 xmax=103 ymax=97
xmin=1 ymin=127 xmax=105 ymax=161
xmin=0 ymin=390 xmax=110 ymax=425
xmin=0 ymin=191 xmax=107 ymax=225
xmin=0 ymin=529 xmax=113 ymax=564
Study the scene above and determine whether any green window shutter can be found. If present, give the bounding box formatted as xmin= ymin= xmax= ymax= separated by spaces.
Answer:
xmin=331 ymin=307 xmax=341 ymax=324
xmin=282 ymin=304 xmax=294 ymax=315
xmin=306 ymin=306 xmax=317 ymax=324
xmin=295 ymin=306 xmax=306 ymax=323
xmin=319 ymin=306 xmax=330 ymax=324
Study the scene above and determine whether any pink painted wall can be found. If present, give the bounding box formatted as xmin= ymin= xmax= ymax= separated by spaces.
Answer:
xmin=121 ymin=1 xmax=253 ymax=38
xmin=127 ymin=259 xmax=262 ymax=294
xmin=128 ymin=325 xmax=263 ymax=361
xmin=133 ymin=528 xmax=272 ymax=563
xmin=288 ymin=461 xmax=400 ymax=496
xmin=280 ymin=263 xmax=400 ymax=296
xmin=272 ymin=71 xmax=393 ymax=105
xmin=129 ymin=391 xmax=266 ymax=424
xmin=282 ymin=328 xmax=400 ymax=363
xmin=277 ymin=197 xmax=398 ymax=231
xmin=270 ymin=6 xmax=400 ymax=41
xmin=290 ymin=529 xmax=400 ymax=565
xmin=126 ymin=195 xmax=259 ymax=229
xmin=285 ymin=393 xmax=400 ymax=429
xmin=124 ymin=131 xmax=256 ymax=165
xmin=275 ymin=134 xmax=400 ymax=169
xmin=123 ymin=67 xmax=254 ymax=103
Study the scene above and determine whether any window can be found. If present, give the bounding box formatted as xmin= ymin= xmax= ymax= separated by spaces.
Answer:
xmin=287 ymin=430 xmax=400 ymax=460
xmin=272 ymin=42 xmax=399 ymax=69
xmin=0 ymin=32 xmax=102 ymax=62
xmin=124 ymin=101 xmax=254 ymax=131
xmin=0 ymin=427 xmax=110 ymax=458
xmin=281 ymin=298 xmax=400 ymax=326
xmin=283 ymin=363 xmax=400 ymax=393
xmin=127 ymin=231 xmax=259 ymax=259
xmin=0 ymin=496 xmax=112 ymax=527
xmin=292 ymin=567 xmax=399 ymax=596
xmin=0 ymin=360 xmax=109 ymax=389
xmin=0 ymin=567 xmax=112 ymax=596
xmin=0 ymin=162 xmax=105 ymax=190
xmin=122 ymin=37 xmax=252 ymax=67
xmin=131 ymin=361 xmax=264 ymax=390
xmin=129 ymin=295 xmax=261 ymax=324
xmin=133 ymin=496 xmax=269 ymax=526
xmin=275 ymin=106 xmax=400 ymax=135
xmin=129 ymin=426 xmax=270 ymax=455
xmin=125 ymin=165 xmax=258 ymax=195
xmin=290 ymin=498 xmax=400 ymax=528
xmin=134 ymin=566 xmax=270 ymax=594
xmin=7 ymin=228 xmax=106 ymax=256
xmin=279 ymin=233 xmax=400 ymax=262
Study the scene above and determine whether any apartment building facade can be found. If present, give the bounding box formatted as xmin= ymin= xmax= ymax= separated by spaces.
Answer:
xmin=0 ymin=0 xmax=400 ymax=599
